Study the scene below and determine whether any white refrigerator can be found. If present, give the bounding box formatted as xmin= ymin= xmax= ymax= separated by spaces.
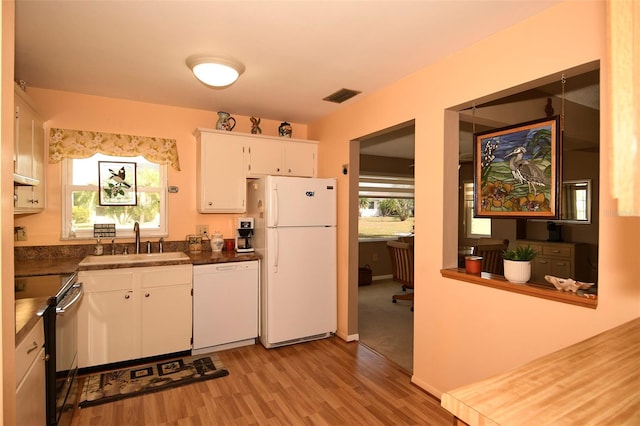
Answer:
xmin=247 ymin=176 xmax=337 ymax=348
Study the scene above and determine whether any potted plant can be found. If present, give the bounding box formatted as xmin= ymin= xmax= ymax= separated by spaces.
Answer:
xmin=502 ymin=245 xmax=538 ymax=283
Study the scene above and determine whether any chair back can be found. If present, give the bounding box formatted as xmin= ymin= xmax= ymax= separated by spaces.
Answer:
xmin=387 ymin=241 xmax=414 ymax=289
xmin=473 ymin=239 xmax=509 ymax=275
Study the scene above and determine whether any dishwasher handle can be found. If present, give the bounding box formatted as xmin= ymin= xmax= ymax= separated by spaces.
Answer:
xmin=214 ymin=264 xmax=242 ymax=272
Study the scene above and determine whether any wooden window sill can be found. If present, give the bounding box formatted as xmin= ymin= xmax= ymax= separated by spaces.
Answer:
xmin=440 ymin=268 xmax=598 ymax=309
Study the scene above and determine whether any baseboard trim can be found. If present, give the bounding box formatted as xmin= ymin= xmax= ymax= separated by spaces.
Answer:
xmin=336 ymin=331 xmax=359 ymax=342
xmin=411 ymin=375 xmax=444 ymax=401
xmin=373 ymin=274 xmax=393 ymax=281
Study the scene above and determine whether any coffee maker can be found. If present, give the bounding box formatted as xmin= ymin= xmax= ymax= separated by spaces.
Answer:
xmin=236 ymin=217 xmax=254 ymax=253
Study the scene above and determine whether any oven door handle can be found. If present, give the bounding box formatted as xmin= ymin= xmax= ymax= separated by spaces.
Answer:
xmin=56 ymin=283 xmax=83 ymax=314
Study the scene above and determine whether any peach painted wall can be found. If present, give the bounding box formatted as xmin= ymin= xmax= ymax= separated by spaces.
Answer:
xmin=309 ymin=0 xmax=640 ymax=396
xmin=13 ymin=89 xmax=307 ymax=246
xmin=1 ymin=1 xmax=17 ymax=423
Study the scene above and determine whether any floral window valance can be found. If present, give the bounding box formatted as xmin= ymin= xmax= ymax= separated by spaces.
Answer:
xmin=48 ymin=128 xmax=181 ymax=171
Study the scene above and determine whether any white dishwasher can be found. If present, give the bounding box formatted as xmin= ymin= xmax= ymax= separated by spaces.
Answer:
xmin=192 ymin=260 xmax=259 ymax=354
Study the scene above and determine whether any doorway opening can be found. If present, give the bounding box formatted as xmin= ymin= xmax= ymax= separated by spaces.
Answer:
xmin=355 ymin=120 xmax=415 ymax=372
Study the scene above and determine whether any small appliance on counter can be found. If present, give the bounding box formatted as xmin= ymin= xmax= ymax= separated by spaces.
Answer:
xmin=236 ymin=217 xmax=254 ymax=253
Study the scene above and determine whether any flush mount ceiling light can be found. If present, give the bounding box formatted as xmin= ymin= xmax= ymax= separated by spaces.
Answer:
xmin=186 ymin=56 xmax=245 ymax=88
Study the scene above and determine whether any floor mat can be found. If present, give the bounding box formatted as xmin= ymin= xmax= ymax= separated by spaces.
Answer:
xmin=78 ymin=352 xmax=229 ymax=408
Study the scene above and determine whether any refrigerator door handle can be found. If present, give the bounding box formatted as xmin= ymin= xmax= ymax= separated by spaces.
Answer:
xmin=273 ymin=228 xmax=279 ymax=271
xmin=272 ymin=187 xmax=279 ymax=226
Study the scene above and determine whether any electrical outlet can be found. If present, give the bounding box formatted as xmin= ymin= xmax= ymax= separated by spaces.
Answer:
xmin=14 ymin=226 xmax=27 ymax=241
xmin=196 ymin=225 xmax=209 ymax=236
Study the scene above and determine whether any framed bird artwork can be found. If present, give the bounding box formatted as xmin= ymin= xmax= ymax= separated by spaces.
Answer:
xmin=473 ymin=116 xmax=561 ymax=219
xmin=98 ymin=161 xmax=138 ymax=206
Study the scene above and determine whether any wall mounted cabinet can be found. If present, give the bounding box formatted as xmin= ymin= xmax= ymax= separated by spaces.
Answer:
xmin=14 ymin=84 xmax=45 ymax=214
xmin=195 ymin=129 xmax=318 ymax=213
xmin=245 ymin=137 xmax=317 ymax=177
xmin=196 ymin=130 xmax=246 ymax=213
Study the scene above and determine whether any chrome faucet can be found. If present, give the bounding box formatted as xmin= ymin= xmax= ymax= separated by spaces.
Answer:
xmin=159 ymin=237 xmax=164 ymax=253
xmin=133 ymin=222 xmax=140 ymax=254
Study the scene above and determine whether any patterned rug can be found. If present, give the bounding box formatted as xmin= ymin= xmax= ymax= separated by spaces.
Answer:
xmin=78 ymin=353 xmax=229 ymax=408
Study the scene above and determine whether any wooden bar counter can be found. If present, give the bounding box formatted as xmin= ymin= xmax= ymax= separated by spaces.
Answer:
xmin=441 ymin=318 xmax=640 ymax=425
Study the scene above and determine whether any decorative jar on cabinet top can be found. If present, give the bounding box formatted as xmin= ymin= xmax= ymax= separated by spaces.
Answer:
xmin=216 ymin=111 xmax=236 ymax=131
xmin=278 ymin=121 xmax=292 ymax=138
xmin=211 ymin=233 xmax=224 ymax=252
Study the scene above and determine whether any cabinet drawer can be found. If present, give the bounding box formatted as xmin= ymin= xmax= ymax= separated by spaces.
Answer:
xmin=79 ymin=270 xmax=135 ymax=292
xmin=542 ymin=245 xmax=572 ymax=258
xmin=141 ymin=264 xmax=193 ymax=288
xmin=518 ymin=242 xmax=543 ymax=253
xmin=16 ymin=317 xmax=44 ymax=384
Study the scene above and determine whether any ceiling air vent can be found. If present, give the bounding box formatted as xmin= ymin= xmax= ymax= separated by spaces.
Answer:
xmin=322 ymin=88 xmax=361 ymax=104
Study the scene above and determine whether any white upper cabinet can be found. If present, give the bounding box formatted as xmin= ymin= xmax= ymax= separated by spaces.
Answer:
xmin=282 ymin=140 xmax=317 ymax=177
xmin=14 ymin=83 xmax=46 ymax=214
xmin=195 ymin=129 xmax=318 ymax=213
xmin=245 ymin=137 xmax=317 ymax=178
xmin=195 ymin=130 xmax=247 ymax=213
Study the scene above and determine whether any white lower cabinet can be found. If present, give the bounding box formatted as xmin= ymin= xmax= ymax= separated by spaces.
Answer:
xmin=16 ymin=317 xmax=46 ymax=425
xmin=78 ymin=264 xmax=193 ymax=368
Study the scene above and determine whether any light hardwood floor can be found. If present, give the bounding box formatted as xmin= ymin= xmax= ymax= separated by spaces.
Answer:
xmin=70 ymin=337 xmax=453 ymax=425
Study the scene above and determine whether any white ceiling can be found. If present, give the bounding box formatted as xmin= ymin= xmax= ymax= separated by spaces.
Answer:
xmin=15 ymin=0 xmax=561 ymax=128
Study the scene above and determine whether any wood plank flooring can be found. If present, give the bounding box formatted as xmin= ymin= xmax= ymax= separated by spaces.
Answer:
xmin=70 ymin=337 xmax=453 ymax=425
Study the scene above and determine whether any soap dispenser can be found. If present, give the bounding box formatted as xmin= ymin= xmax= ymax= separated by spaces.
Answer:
xmin=94 ymin=239 xmax=104 ymax=256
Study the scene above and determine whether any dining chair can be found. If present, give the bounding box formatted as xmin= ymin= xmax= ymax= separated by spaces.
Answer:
xmin=473 ymin=239 xmax=509 ymax=275
xmin=387 ymin=240 xmax=414 ymax=311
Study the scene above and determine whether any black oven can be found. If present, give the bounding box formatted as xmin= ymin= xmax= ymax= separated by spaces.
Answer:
xmin=15 ymin=272 xmax=83 ymax=426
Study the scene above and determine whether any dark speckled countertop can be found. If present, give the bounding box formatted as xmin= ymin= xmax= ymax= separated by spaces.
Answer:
xmin=15 ymin=248 xmax=260 ymax=345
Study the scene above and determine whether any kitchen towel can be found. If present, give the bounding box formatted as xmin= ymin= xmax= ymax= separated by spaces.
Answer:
xmin=78 ymin=353 xmax=229 ymax=408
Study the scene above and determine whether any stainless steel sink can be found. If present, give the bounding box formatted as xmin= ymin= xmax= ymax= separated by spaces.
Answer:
xmin=79 ymin=251 xmax=190 ymax=266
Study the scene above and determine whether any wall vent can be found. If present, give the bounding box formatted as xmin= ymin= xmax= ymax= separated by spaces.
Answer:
xmin=322 ymin=88 xmax=361 ymax=104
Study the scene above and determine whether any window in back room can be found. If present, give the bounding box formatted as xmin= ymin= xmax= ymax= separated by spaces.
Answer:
xmin=358 ymin=174 xmax=415 ymax=239
xmin=358 ymin=121 xmax=415 ymax=240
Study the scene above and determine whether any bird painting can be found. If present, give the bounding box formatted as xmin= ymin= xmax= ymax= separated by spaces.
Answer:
xmin=108 ymin=167 xmax=131 ymax=188
xmin=504 ymin=146 xmax=547 ymax=194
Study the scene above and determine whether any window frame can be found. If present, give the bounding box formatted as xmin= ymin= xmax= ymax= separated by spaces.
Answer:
xmin=463 ymin=181 xmax=491 ymax=238
xmin=61 ymin=156 xmax=168 ymax=240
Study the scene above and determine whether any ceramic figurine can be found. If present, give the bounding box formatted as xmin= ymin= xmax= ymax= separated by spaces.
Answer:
xmin=250 ymin=116 xmax=262 ymax=134
xmin=216 ymin=111 xmax=236 ymax=131
xmin=278 ymin=121 xmax=292 ymax=138
xmin=544 ymin=275 xmax=594 ymax=293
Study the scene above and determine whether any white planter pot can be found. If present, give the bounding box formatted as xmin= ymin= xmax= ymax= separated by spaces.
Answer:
xmin=503 ymin=260 xmax=532 ymax=283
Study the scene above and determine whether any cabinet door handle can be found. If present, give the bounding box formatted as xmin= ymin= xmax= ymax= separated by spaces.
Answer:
xmin=145 ymin=293 xmax=150 ymax=297
xmin=125 ymin=293 xmax=130 ymax=299
xmin=539 ymin=260 xmax=549 ymax=264
xmin=26 ymin=341 xmax=40 ymax=354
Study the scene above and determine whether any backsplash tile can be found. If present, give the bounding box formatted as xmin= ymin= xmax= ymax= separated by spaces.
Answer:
xmin=14 ymin=240 xmax=197 ymax=261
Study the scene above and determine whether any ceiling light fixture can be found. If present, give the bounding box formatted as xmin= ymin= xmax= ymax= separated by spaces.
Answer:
xmin=186 ymin=56 xmax=245 ymax=88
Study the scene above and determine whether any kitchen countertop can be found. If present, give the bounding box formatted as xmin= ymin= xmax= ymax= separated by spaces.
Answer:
xmin=15 ymin=297 xmax=49 ymax=345
xmin=15 ymin=250 xmax=261 ymax=343
xmin=440 ymin=317 xmax=640 ymax=425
